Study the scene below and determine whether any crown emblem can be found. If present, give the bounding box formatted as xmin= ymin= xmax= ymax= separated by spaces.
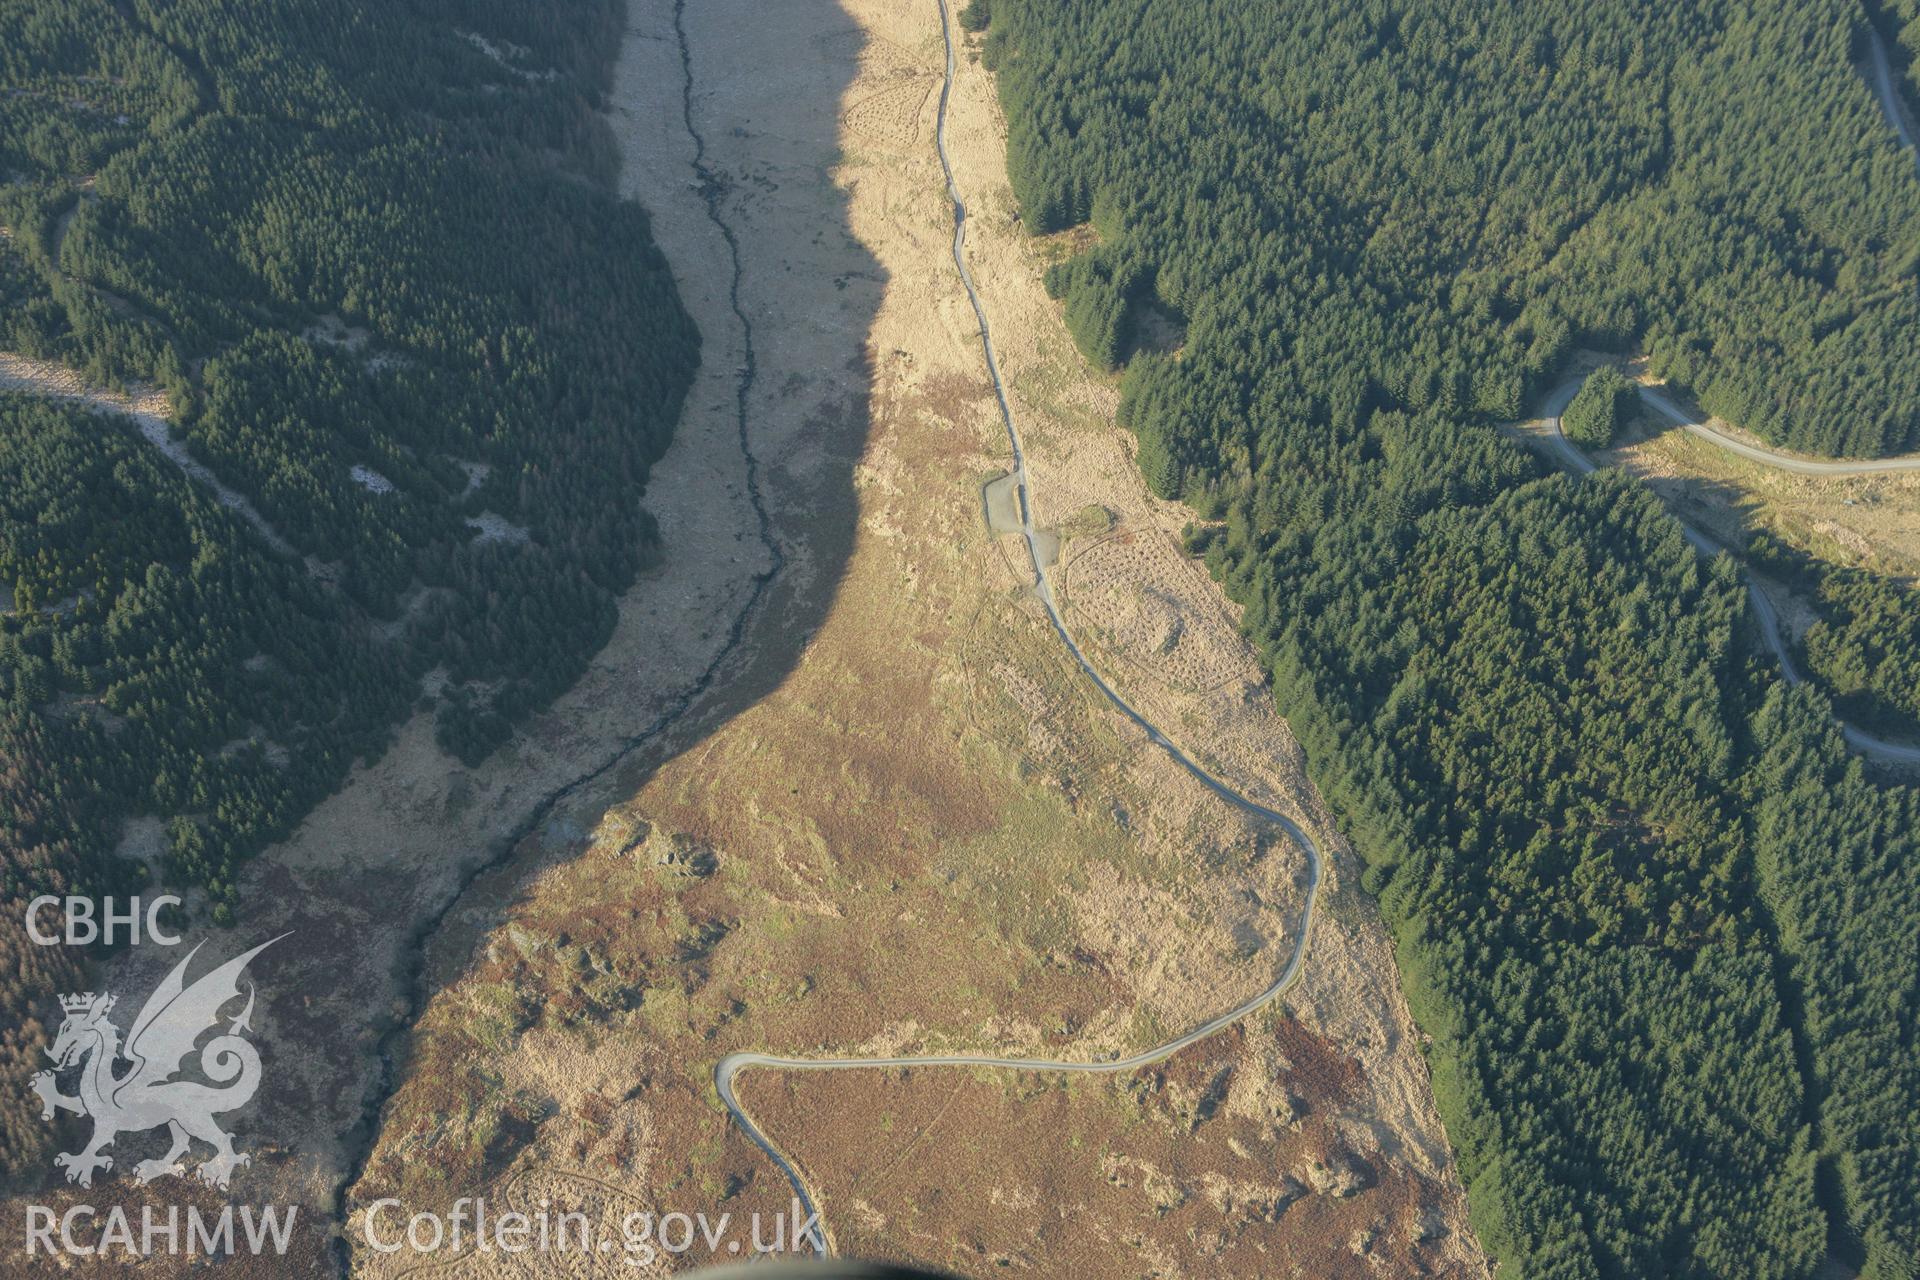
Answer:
xmin=59 ymin=992 xmax=112 ymax=1017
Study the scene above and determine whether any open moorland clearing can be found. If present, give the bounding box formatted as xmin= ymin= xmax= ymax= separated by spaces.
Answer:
xmin=348 ymin=2 xmax=1487 ymax=1277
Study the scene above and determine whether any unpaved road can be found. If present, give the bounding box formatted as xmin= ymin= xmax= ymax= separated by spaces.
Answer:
xmin=0 ymin=352 xmax=296 ymax=553
xmin=1533 ymin=378 xmax=1920 ymax=767
xmin=1869 ymin=26 xmax=1919 ymax=167
xmin=711 ymin=0 xmax=1325 ymax=1254
xmin=1639 ymin=385 xmax=1920 ymax=476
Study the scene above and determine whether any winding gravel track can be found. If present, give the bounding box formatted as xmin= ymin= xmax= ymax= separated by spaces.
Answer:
xmin=1637 ymin=384 xmax=1920 ymax=476
xmin=1537 ymin=379 xmax=1920 ymax=766
xmin=1560 ymin=35 xmax=1920 ymax=480
xmin=711 ymin=0 xmax=1325 ymax=1255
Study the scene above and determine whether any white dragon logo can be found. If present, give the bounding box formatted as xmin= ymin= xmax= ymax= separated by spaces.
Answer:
xmin=29 ymin=936 xmax=282 ymax=1190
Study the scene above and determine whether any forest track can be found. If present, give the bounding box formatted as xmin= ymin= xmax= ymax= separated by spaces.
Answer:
xmin=1868 ymin=25 xmax=1919 ymax=169
xmin=0 ymin=351 xmax=296 ymax=555
xmin=1534 ymin=378 xmax=1920 ymax=767
xmin=1640 ymin=384 xmax=1920 ymax=476
xmin=704 ymin=10 xmax=1920 ymax=1266
xmin=708 ymin=0 xmax=1326 ymax=1255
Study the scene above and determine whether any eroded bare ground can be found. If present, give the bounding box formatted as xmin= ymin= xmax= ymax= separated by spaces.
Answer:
xmin=344 ymin=2 xmax=1487 ymax=1277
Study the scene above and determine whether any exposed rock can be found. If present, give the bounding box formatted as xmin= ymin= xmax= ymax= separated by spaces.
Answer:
xmin=1304 ymin=1152 xmax=1370 ymax=1198
xmin=1200 ymin=1171 xmax=1306 ymax=1222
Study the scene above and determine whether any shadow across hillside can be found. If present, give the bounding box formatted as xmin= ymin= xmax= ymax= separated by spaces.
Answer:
xmin=331 ymin=0 xmax=890 ymax=1252
xmin=23 ymin=2 xmax=885 ymax=1272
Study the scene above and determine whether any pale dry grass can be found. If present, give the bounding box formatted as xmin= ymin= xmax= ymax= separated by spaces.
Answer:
xmin=350 ymin=1 xmax=1489 ymax=1276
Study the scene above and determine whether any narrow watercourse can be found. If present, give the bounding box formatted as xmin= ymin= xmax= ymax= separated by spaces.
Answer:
xmin=329 ymin=3 xmax=789 ymax=1270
